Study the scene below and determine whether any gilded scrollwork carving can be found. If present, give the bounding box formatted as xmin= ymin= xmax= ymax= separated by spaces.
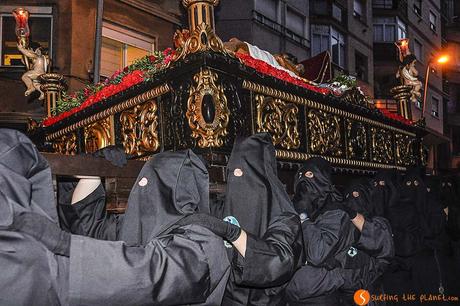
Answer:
xmin=256 ymin=95 xmax=300 ymax=150
xmin=119 ymin=100 xmax=160 ymax=155
xmin=120 ymin=109 xmax=137 ymax=155
xmin=173 ymin=23 xmax=230 ymax=62
xmin=186 ymin=69 xmax=229 ymax=148
xmin=52 ymin=132 xmax=77 ymax=155
xmin=395 ymin=134 xmax=416 ymax=166
xmin=307 ymin=109 xmax=343 ymax=156
xmin=346 ymin=120 xmax=368 ymax=160
xmin=370 ymin=127 xmax=394 ymax=163
xmin=84 ymin=117 xmax=113 ymax=153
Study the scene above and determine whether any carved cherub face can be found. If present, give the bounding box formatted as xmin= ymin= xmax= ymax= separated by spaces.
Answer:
xmin=35 ymin=48 xmax=42 ymax=56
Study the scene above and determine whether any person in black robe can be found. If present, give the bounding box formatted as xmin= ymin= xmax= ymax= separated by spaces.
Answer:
xmin=287 ymin=158 xmax=392 ymax=305
xmin=339 ymin=178 xmax=394 ymax=305
xmin=0 ymin=128 xmax=69 ymax=306
xmin=3 ymin=128 xmax=231 ymax=305
xmin=177 ymin=134 xmax=304 ymax=305
xmin=216 ymin=133 xmax=304 ymax=306
xmin=59 ymin=133 xmax=304 ymax=305
xmin=441 ymin=175 xmax=460 ymax=297
xmin=370 ymin=169 xmax=399 ymax=219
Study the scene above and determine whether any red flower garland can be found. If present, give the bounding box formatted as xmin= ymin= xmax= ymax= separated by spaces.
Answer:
xmin=235 ymin=52 xmax=330 ymax=95
xmin=379 ymin=108 xmax=413 ymax=125
xmin=43 ymin=70 xmax=145 ymax=126
xmin=236 ymin=52 xmax=413 ymax=126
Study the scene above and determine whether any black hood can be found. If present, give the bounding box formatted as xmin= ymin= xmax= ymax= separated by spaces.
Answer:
xmin=0 ymin=129 xmax=57 ymax=224
xmin=371 ymin=168 xmax=399 ymax=217
xmin=118 ymin=149 xmax=209 ymax=246
xmin=292 ymin=157 xmax=343 ymax=221
xmin=344 ymin=178 xmax=373 ymax=217
xmin=222 ymin=133 xmax=295 ymax=237
xmin=440 ymin=175 xmax=459 ymax=209
xmin=399 ymin=167 xmax=426 ymax=205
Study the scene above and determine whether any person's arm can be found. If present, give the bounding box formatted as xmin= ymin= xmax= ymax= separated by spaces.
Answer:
xmin=71 ymin=176 xmax=101 ymax=204
xmin=176 ymin=212 xmax=304 ymax=288
xmin=302 ymin=210 xmax=352 ymax=267
xmin=231 ymin=212 xmax=304 ymax=287
xmin=58 ymin=178 xmax=121 ymax=240
xmin=10 ymin=212 xmax=229 ymax=306
xmin=351 ymin=213 xmax=365 ymax=232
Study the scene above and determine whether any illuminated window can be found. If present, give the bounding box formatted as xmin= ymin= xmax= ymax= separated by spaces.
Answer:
xmin=101 ymin=23 xmax=155 ymax=77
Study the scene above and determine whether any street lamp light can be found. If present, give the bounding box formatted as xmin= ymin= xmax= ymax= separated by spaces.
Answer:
xmin=421 ymin=54 xmax=450 ymax=119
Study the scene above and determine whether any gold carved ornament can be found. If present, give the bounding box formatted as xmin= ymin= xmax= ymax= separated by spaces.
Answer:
xmin=84 ymin=117 xmax=113 ymax=153
xmin=395 ymin=133 xmax=416 ymax=166
xmin=186 ymin=69 xmax=229 ymax=148
xmin=307 ymin=109 xmax=343 ymax=156
xmin=370 ymin=127 xmax=394 ymax=164
xmin=346 ymin=120 xmax=368 ymax=160
xmin=52 ymin=132 xmax=77 ymax=155
xmin=173 ymin=23 xmax=230 ymax=62
xmin=255 ymin=95 xmax=300 ymax=150
xmin=119 ymin=100 xmax=160 ymax=156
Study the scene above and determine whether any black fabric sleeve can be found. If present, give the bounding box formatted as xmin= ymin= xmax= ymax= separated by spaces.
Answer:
xmin=301 ymin=210 xmax=354 ymax=268
xmin=58 ymin=183 xmax=122 ymax=240
xmin=231 ymin=212 xmax=304 ymax=288
xmin=68 ymin=225 xmax=230 ymax=306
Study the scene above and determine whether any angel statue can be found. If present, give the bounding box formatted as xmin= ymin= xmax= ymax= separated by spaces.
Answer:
xmin=17 ymin=43 xmax=49 ymax=100
xmin=395 ymin=39 xmax=422 ymax=103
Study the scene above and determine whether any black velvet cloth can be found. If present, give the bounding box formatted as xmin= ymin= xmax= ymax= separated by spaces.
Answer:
xmin=220 ymin=133 xmax=304 ymax=306
xmin=0 ymin=128 xmax=69 ymax=306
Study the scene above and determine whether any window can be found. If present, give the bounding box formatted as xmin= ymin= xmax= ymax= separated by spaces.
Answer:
xmin=0 ymin=6 xmax=53 ymax=67
xmin=331 ymin=28 xmax=345 ymax=67
xmin=286 ymin=7 xmax=306 ymax=38
xmin=353 ymin=0 xmax=365 ymax=21
xmin=355 ymin=51 xmax=368 ymax=81
xmin=373 ymin=17 xmax=406 ymax=42
xmin=429 ymin=11 xmax=437 ymax=32
xmin=311 ymin=25 xmax=330 ymax=56
xmin=101 ymin=23 xmax=155 ymax=77
xmin=414 ymin=39 xmax=422 ymax=61
xmin=373 ymin=0 xmax=394 ymax=9
xmin=413 ymin=0 xmax=422 ymax=16
xmin=312 ymin=25 xmax=345 ymax=68
xmin=431 ymin=96 xmax=439 ymax=117
xmin=332 ymin=3 xmax=343 ymax=22
xmin=256 ymin=0 xmax=279 ymax=22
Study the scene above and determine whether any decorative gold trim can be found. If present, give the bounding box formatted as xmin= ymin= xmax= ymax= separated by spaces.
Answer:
xmin=173 ymin=22 xmax=230 ymax=62
xmin=84 ymin=117 xmax=112 ymax=153
xmin=119 ymin=100 xmax=160 ymax=155
xmin=242 ymin=80 xmax=416 ymax=137
xmin=183 ymin=0 xmax=219 ymax=6
xmin=255 ymin=95 xmax=300 ymax=149
xmin=275 ymin=150 xmax=406 ymax=171
xmin=307 ymin=109 xmax=343 ymax=156
xmin=52 ymin=132 xmax=77 ymax=155
xmin=45 ymin=84 xmax=170 ymax=141
xmin=186 ymin=69 xmax=229 ymax=147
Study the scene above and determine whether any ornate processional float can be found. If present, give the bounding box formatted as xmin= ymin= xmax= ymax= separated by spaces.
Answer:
xmin=21 ymin=0 xmax=425 ymax=186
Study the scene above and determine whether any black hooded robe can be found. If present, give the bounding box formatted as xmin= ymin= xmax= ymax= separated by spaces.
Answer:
xmin=217 ymin=134 xmax=304 ymax=306
xmin=1 ymin=128 xmax=230 ymax=306
xmin=0 ymin=129 xmax=69 ymax=306
xmin=285 ymin=158 xmax=358 ymax=305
